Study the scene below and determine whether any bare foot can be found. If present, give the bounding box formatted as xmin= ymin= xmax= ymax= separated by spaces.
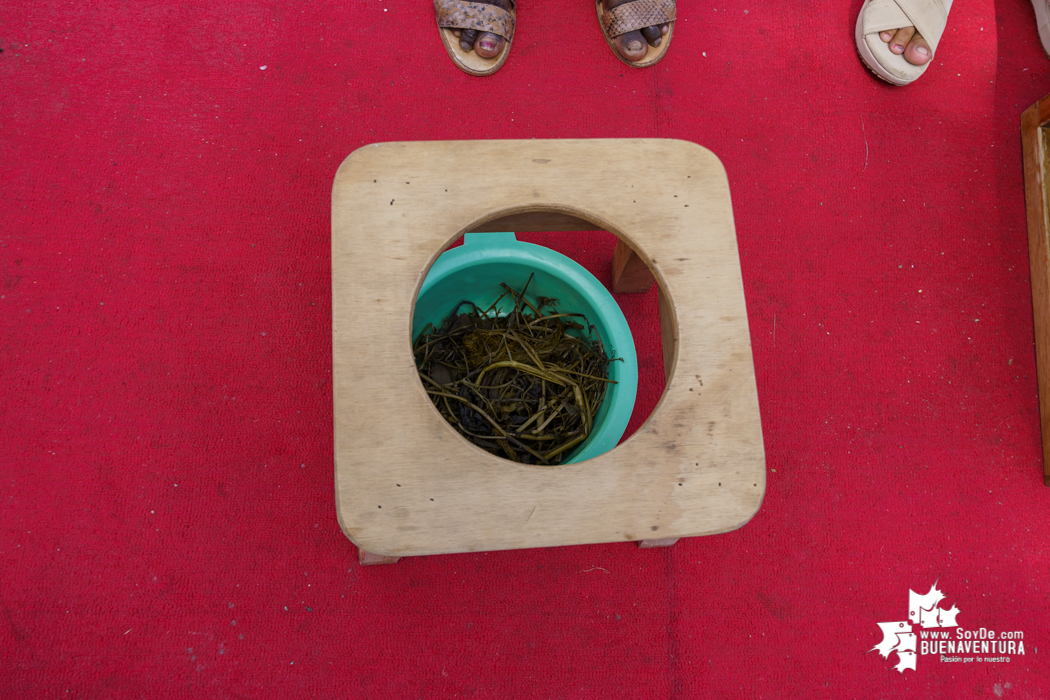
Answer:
xmin=604 ymin=0 xmax=670 ymax=62
xmin=879 ymin=26 xmax=932 ymax=66
xmin=451 ymin=0 xmax=511 ymax=58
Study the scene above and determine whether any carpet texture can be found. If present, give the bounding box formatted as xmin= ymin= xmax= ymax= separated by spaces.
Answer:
xmin=3 ymin=0 xmax=1050 ymax=697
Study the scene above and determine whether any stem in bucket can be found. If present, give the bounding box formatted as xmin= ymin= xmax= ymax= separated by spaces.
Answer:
xmin=413 ymin=278 xmax=617 ymax=466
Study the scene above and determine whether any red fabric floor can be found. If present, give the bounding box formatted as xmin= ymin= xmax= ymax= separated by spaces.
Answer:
xmin=4 ymin=0 xmax=1050 ymax=697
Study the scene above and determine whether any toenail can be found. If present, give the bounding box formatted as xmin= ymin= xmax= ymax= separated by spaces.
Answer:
xmin=628 ymin=40 xmax=642 ymax=51
xmin=916 ymin=46 xmax=929 ymax=57
xmin=892 ymin=44 xmax=903 ymax=52
xmin=480 ymin=40 xmax=495 ymax=51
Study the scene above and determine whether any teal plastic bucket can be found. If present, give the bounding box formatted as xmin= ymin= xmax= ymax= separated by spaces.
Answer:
xmin=412 ymin=232 xmax=638 ymax=464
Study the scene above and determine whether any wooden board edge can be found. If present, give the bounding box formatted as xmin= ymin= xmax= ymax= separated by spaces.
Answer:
xmin=1021 ymin=99 xmax=1050 ymax=486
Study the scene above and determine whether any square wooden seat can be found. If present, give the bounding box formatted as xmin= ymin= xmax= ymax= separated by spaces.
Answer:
xmin=332 ymin=139 xmax=766 ymax=561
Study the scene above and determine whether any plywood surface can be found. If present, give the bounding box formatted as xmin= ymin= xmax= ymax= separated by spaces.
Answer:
xmin=332 ymin=139 xmax=766 ymax=557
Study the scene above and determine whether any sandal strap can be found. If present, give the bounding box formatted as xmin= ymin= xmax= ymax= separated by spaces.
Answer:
xmin=602 ymin=0 xmax=676 ymax=39
xmin=860 ymin=0 xmax=948 ymax=53
xmin=435 ymin=0 xmax=515 ymax=42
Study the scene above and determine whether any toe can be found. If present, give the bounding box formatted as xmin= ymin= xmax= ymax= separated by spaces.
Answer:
xmin=880 ymin=30 xmax=894 ymax=43
xmin=903 ymin=32 xmax=932 ymax=65
xmin=473 ymin=31 xmax=505 ymax=59
xmin=889 ymin=27 xmax=915 ymax=55
xmin=459 ymin=28 xmax=478 ymax=52
xmin=615 ymin=30 xmax=648 ymax=61
xmin=641 ymin=25 xmax=663 ymax=47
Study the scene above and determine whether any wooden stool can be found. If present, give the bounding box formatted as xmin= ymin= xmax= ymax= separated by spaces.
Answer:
xmin=1021 ymin=96 xmax=1050 ymax=487
xmin=332 ymin=139 xmax=766 ymax=564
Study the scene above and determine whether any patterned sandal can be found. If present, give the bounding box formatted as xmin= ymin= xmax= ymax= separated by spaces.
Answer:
xmin=434 ymin=0 xmax=516 ymax=76
xmin=596 ymin=0 xmax=676 ymax=69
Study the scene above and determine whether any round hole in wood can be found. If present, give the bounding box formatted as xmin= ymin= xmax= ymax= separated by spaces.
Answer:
xmin=408 ymin=206 xmax=676 ymax=466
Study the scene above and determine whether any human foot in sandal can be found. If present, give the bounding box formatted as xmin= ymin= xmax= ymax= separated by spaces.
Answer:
xmin=598 ymin=0 xmax=676 ymax=68
xmin=878 ymin=25 xmax=934 ymax=68
xmin=435 ymin=0 xmax=515 ymax=76
xmin=1034 ymin=0 xmax=1050 ymax=58
xmin=602 ymin=0 xmax=672 ymax=63
xmin=855 ymin=0 xmax=953 ymax=85
xmin=449 ymin=0 xmax=511 ymax=58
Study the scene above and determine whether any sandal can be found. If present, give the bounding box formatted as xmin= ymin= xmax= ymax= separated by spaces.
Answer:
xmin=855 ymin=0 xmax=950 ymax=85
xmin=1035 ymin=0 xmax=1050 ymax=59
xmin=596 ymin=0 xmax=676 ymax=69
xmin=434 ymin=0 xmax=515 ymax=76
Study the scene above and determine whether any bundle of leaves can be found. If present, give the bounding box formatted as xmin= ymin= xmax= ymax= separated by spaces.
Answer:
xmin=413 ymin=277 xmax=617 ymax=465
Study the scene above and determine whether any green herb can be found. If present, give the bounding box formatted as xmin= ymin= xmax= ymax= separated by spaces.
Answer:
xmin=414 ymin=275 xmax=617 ymax=465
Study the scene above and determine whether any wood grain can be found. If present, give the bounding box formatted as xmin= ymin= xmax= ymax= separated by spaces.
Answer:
xmin=612 ymin=238 xmax=657 ymax=293
xmin=332 ymin=139 xmax=766 ymax=557
xmin=1021 ymin=98 xmax=1050 ymax=487
xmin=468 ymin=211 xmax=600 ymax=233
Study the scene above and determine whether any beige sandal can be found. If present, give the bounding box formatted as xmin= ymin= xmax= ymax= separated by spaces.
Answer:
xmin=596 ymin=0 xmax=676 ymax=69
xmin=855 ymin=0 xmax=950 ymax=85
xmin=1035 ymin=0 xmax=1050 ymax=59
xmin=434 ymin=0 xmax=515 ymax=76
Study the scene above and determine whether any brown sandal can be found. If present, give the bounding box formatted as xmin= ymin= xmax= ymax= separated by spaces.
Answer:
xmin=596 ymin=0 xmax=676 ymax=68
xmin=434 ymin=0 xmax=516 ymax=76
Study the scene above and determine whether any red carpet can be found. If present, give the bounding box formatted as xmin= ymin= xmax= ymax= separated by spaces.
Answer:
xmin=3 ymin=0 xmax=1050 ymax=697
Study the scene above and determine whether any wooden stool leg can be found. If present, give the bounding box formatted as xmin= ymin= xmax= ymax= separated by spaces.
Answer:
xmin=1022 ymin=95 xmax=1050 ymax=487
xmin=611 ymin=239 xmax=656 ymax=293
xmin=358 ymin=548 xmax=401 ymax=565
xmin=638 ymin=537 xmax=680 ymax=548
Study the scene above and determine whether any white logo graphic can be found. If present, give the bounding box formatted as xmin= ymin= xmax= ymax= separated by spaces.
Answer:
xmin=872 ymin=582 xmax=960 ymax=672
xmin=871 ymin=581 xmax=1025 ymax=673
